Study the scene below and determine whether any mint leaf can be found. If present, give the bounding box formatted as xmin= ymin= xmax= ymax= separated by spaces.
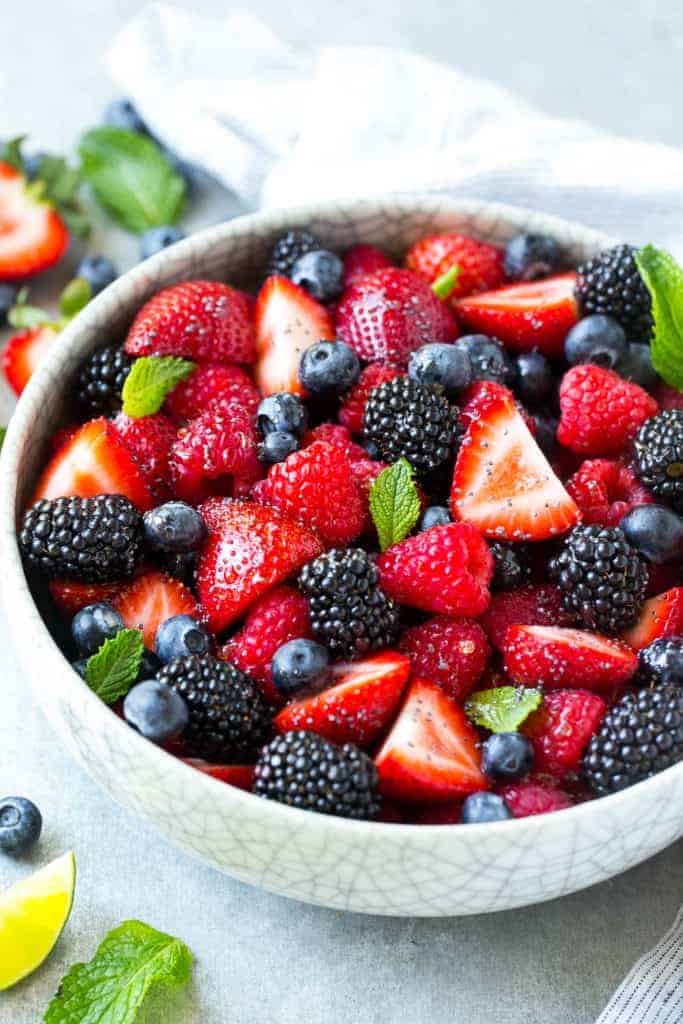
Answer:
xmin=59 ymin=278 xmax=92 ymax=320
xmin=369 ymin=457 xmax=421 ymax=552
xmin=0 ymin=135 xmax=27 ymax=172
xmin=84 ymin=629 xmax=144 ymax=704
xmin=122 ymin=356 xmax=196 ymax=418
xmin=0 ymin=426 xmax=6 ymax=452
xmin=7 ymin=288 xmax=53 ymax=330
xmin=635 ymin=245 xmax=683 ymax=391
xmin=79 ymin=127 xmax=186 ymax=234
xmin=465 ymin=686 xmax=542 ymax=733
xmin=35 ymin=153 xmax=90 ymax=239
xmin=44 ymin=919 xmax=192 ymax=1024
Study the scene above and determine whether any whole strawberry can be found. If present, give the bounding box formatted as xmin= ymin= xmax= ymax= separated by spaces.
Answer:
xmin=113 ymin=412 xmax=176 ymax=503
xmin=557 ymin=365 xmax=658 ymax=456
xmin=400 ymin=616 xmax=490 ymax=701
xmin=343 ymin=245 xmax=392 ymax=288
xmin=405 ymin=232 xmax=506 ymax=303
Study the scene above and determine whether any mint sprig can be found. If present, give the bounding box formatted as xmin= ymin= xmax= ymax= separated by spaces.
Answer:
xmin=0 ymin=426 xmax=6 ymax=452
xmin=122 ymin=356 xmax=196 ymax=418
xmin=465 ymin=686 xmax=542 ymax=733
xmin=44 ymin=919 xmax=192 ymax=1024
xmin=369 ymin=457 xmax=421 ymax=552
xmin=84 ymin=629 xmax=144 ymax=704
xmin=635 ymin=245 xmax=683 ymax=391
xmin=8 ymin=279 xmax=91 ymax=333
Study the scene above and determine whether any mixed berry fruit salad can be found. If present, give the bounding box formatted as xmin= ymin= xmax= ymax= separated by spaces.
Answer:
xmin=14 ymin=226 xmax=683 ymax=826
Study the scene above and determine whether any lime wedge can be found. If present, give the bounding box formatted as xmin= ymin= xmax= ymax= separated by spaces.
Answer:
xmin=0 ymin=850 xmax=76 ymax=990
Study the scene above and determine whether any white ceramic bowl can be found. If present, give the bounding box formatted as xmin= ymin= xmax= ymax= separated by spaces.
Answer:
xmin=2 ymin=197 xmax=683 ymax=917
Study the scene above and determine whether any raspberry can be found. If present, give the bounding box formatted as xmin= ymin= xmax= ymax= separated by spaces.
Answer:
xmin=522 ymin=690 xmax=607 ymax=777
xmin=399 ymin=616 xmax=490 ymax=701
xmin=481 ymin=584 xmax=573 ymax=651
xmin=498 ymin=778 xmax=574 ymax=818
xmin=557 ymin=365 xmax=658 ymax=456
xmin=113 ymin=412 xmax=176 ymax=503
xmin=342 ymin=245 xmax=392 ymax=288
xmin=301 ymin=422 xmax=369 ymax=462
xmin=566 ymin=458 xmax=652 ymax=526
xmin=338 ymin=362 xmax=404 ymax=434
xmin=165 ymin=362 xmax=259 ymax=423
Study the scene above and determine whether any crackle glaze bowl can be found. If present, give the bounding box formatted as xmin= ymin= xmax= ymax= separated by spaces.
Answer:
xmin=2 ymin=196 xmax=683 ymax=917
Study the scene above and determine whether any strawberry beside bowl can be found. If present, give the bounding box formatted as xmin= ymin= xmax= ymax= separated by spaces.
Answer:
xmin=2 ymin=197 xmax=683 ymax=917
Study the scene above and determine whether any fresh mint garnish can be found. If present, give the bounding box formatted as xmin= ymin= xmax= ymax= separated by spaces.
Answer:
xmin=465 ymin=686 xmax=542 ymax=733
xmin=59 ymin=277 xmax=92 ymax=319
xmin=431 ymin=264 xmax=460 ymax=300
xmin=44 ymin=919 xmax=192 ymax=1024
xmin=84 ymin=629 xmax=144 ymax=704
xmin=79 ymin=127 xmax=186 ymax=234
xmin=122 ymin=356 xmax=196 ymax=418
xmin=0 ymin=426 xmax=6 ymax=452
xmin=7 ymin=287 xmax=53 ymax=331
xmin=635 ymin=245 xmax=683 ymax=391
xmin=8 ymin=279 xmax=93 ymax=333
xmin=369 ymin=457 xmax=421 ymax=552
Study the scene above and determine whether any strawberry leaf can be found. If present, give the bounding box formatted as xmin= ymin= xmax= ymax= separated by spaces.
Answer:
xmin=0 ymin=426 xmax=6 ymax=452
xmin=465 ymin=686 xmax=542 ymax=733
xmin=369 ymin=457 xmax=421 ymax=552
xmin=122 ymin=356 xmax=196 ymax=418
xmin=0 ymin=136 xmax=26 ymax=172
xmin=635 ymin=245 xmax=683 ymax=391
xmin=59 ymin=278 xmax=92 ymax=320
xmin=84 ymin=629 xmax=144 ymax=704
xmin=432 ymin=264 xmax=460 ymax=300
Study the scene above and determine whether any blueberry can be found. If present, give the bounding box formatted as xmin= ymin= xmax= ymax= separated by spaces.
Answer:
xmin=639 ymin=637 xmax=683 ymax=687
xmin=514 ymin=351 xmax=553 ymax=407
xmin=458 ymin=334 xmax=516 ymax=387
xmin=620 ymin=504 xmax=683 ymax=563
xmin=257 ymin=430 xmax=299 ymax=464
xmin=123 ymin=680 xmax=189 ymax=744
xmin=482 ymin=733 xmax=534 ymax=780
xmin=140 ymin=226 xmax=186 ymax=261
xmin=408 ymin=343 xmax=472 ymax=396
xmin=299 ymin=341 xmax=360 ymax=396
xmin=71 ymin=603 xmax=124 ymax=657
xmin=291 ymin=249 xmax=344 ymax=303
xmin=616 ymin=343 xmax=658 ymax=392
xmin=155 ymin=615 xmax=210 ymax=663
xmin=103 ymin=97 xmax=150 ymax=135
xmin=504 ymin=233 xmax=561 ymax=281
xmin=0 ymin=797 xmax=42 ymax=856
xmin=272 ymin=639 xmax=331 ymax=697
xmin=533 ymin=414 xmax=558 ymax=457
xmin=420 ymin=505 xmax=451 ymax=531
xmin=75 ymin=255 xmax=118 ymax=296
xmin=564 ymin=315 xmax=627 ymax=369
xmin=23 ymin=152 xmax=47 ymax=181
xmin=139 ymin=648 xmax=162 ymax=680
xmin=461 ymin=792 xmax=513 ymax=824
xmin=0 ymin=283 xmax=18 ymax=326
xmin=143 ymin=501 xmax=207 ymax=553
xmin=257 ymin=392 xmax=308 ymax=437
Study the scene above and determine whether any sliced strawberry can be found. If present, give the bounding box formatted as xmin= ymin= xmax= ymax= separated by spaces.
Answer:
xmin=114 ymin=570 xmax=199 ymax=650
xmin=49 ymin=578 xmax=125 ymax=618
xmin=2 ymin=324 xmax=58 ymax=396
xmin=254 ymin=276 xmax=335 ymax=396
xmin=197 ymin=498 xmax=323 ymax=634
xmin=481 ymin=584 xmax=573 ymax=651
xmin=375 ymin=677 xmax=488 ymax=802
xmin=182 ymin=760 xmax=254 ymax=791
xmin=455 ymin=273 xmax=578 ymax=357
xmin=274 ymin=651 xmax=411 ymax=748
xmin=621 ymin=587 xmax=683 ymax=650
xmin=30 ymin=418 xmax=154 ymax=510
xmin=504 ymin=625 xmax=639 ymax=690
xmin=451 ymin=387 xmax=579 ymax=541
xmin=0 ymin=162 xmax=68 ymax=280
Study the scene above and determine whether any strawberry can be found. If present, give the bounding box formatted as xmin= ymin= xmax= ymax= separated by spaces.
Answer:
xmin=124 ymin=281 xmax=255 ymax=364
xmin=504 ymin=625 xmax=639 ymax=690
xmin=481 ymin=584 xmax=574 ymax=651
xmin=621 ymin=587 xmax=683 ymax=650
xmin=459 ymin=379 xmax=536 ymax=436
xmin=218 ymin=585 xmax=312 ymax=705
xmin=253 ymin=276 xmax=335 ymax=396
xmin=456 ymin=273 xmax=578 ymax=357
xmin=566 ymin=458 xmax=652 ymax=527
xmin=451 ymin=386 xmax=579 ymax=542
xmin=522 ymin=689 xmax=607 ymax=777
xmin=0 ymin=162 xmax=68 ymax=280
xmin=114 ymin=570 xmax=199 ymax=650
xmin=557 ymin=365 xmax=658 ymax=456
xmin=338 ymin=362 xmax=404 ymax=434
xmin=49 ymin=424 xmax=80 ymax=455
xmin=405 ymin=233 xmax=506 ymax=304
xmin=336 ymin=267 xmax=458 ymax=366
xmin=48 ymin=578 xmax=125 ymax=618
xmin=343 ymin=244 xmax=392 ymax=288
xmin=377 ymin=522 xmax=493 ymax=617
xmin=182 ymin=760 xmax=254 ymax=790
xmin=113 ymin=412 xmax=176 ymax=503
xmin=498 ymin=778 xmax=573 ymax=818
xmin=274 ymin=651 xmax=411 ymax=748
xmin=2 ymin=324 xmax=58 ymax=396
xmin=197 ymin=498 xmax=323 ymax=634
xmin=165 ymin=362 xmax=259 ymax=423
xmin=30 ymin=418 xmax=154 ymax=510
xmin=375 ymin=677 xmax=488 ymax=801
xmin=252 ymin=441 xmax=366 ymax=548
xmin=399 ymin=616 xmax=490 ymax=702
xmin=301 ymin=423 xmax=369 ymax=462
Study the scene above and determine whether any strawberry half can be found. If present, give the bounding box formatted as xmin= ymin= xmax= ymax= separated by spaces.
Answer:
xmin=375 ymin=677 xmax=488 ymax=802
xmin=274 ymin=651 xmax=411 ymax=748
xmin=0 ymin=162 xmax=68 ymax=280
xmin=621 ymin=587 xmax=683 ymax=650
xmin=48 ymin=578 xmax=125 ymax=618
xmin=182 ymin=760 xmax=254 ymax=791
xmin=254 ymin=276 xmax=335 ymax=396
xmin=504 ymin=625 xmax=639 ymax=690
xmin=114 ymin=570 xmax=199 ymax=650
xmin=29 ymin=418 xmax=154 ymax=510
xmin=2 ymin=324 xmax=58 ymax=396
xmin=455 ymin=273 xmax=578 ymax=357
xmin=451 ymin=386 xmax=579 ymax=541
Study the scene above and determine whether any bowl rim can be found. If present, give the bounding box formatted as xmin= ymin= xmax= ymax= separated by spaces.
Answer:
xmin=1 ymin=193 xmax=682 ymax=845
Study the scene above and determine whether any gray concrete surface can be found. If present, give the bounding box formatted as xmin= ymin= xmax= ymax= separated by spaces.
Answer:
xmin=1 ymin=2 xmax=683 ymax=1022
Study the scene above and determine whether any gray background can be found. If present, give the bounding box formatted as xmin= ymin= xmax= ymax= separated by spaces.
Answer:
xmin=1 ymin=2 xmax=683 ymax=1022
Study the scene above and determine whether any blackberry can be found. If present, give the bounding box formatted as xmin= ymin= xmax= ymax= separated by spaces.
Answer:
xmin=583 ymin=683 xmax=683 ymax=795
xmin=548 ymin=525 xmax=647 ymax=633
xmin=299 ymin=548 xmax=399 ymax=660
xmin=266 ymin=229 xmax=321 ymax=279
xmin=490 ymin=542 xmax=531 ymax=591
xmin=157 ymin=655 xmax=272 ymax=761
xmin=77 ymin=345 xmax=133 ymax=415
xmin=254 ymin=730 xmax=381 ymax=820
xmin=632 ymin=410 xmax=683 ymax=513
xmin=638 ymin=638 xmax=683 ymax=688
xmin=362 ymin=376 xmax=460 ymax=474
xmin=20 ymin=495 xmax=142 ymax=582
xmin=575 ymin=244 xmax=653 ymax=342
